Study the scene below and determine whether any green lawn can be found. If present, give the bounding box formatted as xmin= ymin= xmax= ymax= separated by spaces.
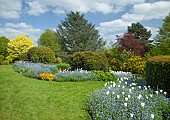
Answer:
xmin=0 ymin=65 xmax=105 ymax=120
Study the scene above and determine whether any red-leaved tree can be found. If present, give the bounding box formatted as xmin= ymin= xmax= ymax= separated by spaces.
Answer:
xmin=116 ymin=32 xmax=145 ymax=56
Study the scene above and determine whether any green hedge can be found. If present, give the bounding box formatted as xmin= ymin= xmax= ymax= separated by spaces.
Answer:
xmin=67 ymin=51 xmax=109 ymax=71
xmin=27 ymin=46 xmax=56 ymax=63
xmin=145 ymin=56 xmax=170 ymax=96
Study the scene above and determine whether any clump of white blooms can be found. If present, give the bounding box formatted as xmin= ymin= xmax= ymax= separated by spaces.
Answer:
xmin=86 ymin=76 xmax=170 ymax=120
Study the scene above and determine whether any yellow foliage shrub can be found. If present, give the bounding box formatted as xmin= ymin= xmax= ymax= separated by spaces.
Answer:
xmin=122 ymin=56 xmax=146 ymax=75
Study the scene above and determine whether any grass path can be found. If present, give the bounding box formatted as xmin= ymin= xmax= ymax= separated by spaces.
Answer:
xmin=0 ymin=65 xmax=104 ymax=120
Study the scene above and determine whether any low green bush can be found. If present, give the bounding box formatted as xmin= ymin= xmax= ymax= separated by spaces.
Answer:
xmin=91 ymin=70 xmax=117 ymax=82
xmin=145 ymin=56 xmax=170 ymax=96
xmin=68 ymin=51 xmax=109 ymax=71
xmin=56 ymin=63 xmax=70 ymax=71
xmin=27 ymin=46 xmax=56 ymax=63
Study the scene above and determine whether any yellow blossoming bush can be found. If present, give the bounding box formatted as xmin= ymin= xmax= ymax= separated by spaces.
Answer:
xmin=39 ymin=73 xmax=55 ymax=81
xmin=110 ymin=58 xmax=122 ymax=71
xmin=122 ymin=56 xmax=146 ymax=75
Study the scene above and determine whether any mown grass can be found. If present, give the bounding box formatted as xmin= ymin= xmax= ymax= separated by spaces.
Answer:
xmin=0 ymin=65 xmax=105 ymax=120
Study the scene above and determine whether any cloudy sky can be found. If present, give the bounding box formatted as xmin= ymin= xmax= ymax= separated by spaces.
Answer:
xmin=0 ymin=0 xmax=170 ymax=46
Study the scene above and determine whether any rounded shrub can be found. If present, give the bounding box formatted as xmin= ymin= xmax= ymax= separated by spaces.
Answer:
xmin=67 ymin=51 xmax=109 ymax=71
xmin=56 ymin=57 xmax=62 ymax=64
xmin=27 ymin=46 xmax=56 ymax=63
xmin=145 ymin=56 xmax=170 ymax=96
xmin=122 ymin=56 xmax=146 ymax=75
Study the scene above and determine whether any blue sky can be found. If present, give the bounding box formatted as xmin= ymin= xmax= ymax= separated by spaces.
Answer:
xmin=0 ymin=0 xmax=170 ymax=46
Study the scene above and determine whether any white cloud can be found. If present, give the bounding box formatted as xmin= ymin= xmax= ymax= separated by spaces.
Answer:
xmin=122 ymin=1 xmax=170 ymax=22
xmin=0 ymin=23 xmax=42 ymax=44
xmin=99 ymin=19 xmax=131 ymax=32
xmin=24 ymin=0 xmax=145 ymax=16
xmin=0 ymin=0 xmax=22 ymax=19
xmin=52 ymin=8 xmax=65 ymax=14
xmin=146 ymin=26 xmax=159 ymax=39
xmin=26 ymin=1 xmax=48 ymax=16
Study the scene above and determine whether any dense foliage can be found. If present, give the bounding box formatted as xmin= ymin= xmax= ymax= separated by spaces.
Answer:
xmin=27 ymin=46 xmax=56 ymax=63
xmin=116 ymin=32 xmax=145 ymax=56
xmin=68 ymin=51 xmax=109 ymax=71
xmin=37 ymin=29 xmax=61 ymax=57
xmin=56 ymin=63 xmax=71 ymax=71
xmin=153 ymin=13 xmax=170 ymax=55
xmin=145 ymin=56 xmax=170 ymax=96
xmin=0 ymin=36 xmax=9 ymax=63
xmin=86 ymin=78 xmax=170 ymax=120
xmin=128 ymin=22 xmax=152 ymax=52
xmin=122 ymin=56 xmax=146 ymax=75
xmin=91 ymin=70 xmax=117 ymax=82
xmin=105 ymin=48 xmax=134 ymax=71
xmin=57 ymin=11 xmax=105 ymax=54
xmin=7 ymin=35 xmax=34 ymax=61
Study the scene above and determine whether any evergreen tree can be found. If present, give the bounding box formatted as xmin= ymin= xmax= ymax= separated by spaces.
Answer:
xmin=57 ymin=11 xmax=105 ymax=54
xmin=37 ymin=29 xmax=60 ymax=57
xmin=154 ymin=13 xmax=170 ymax=55
xmin=128 ymin=22 xmax=152 ymax=52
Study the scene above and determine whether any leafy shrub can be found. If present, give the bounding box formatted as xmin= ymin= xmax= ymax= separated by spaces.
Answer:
xmin=56 ymin=57 xmax=62 ymax=64
xmin=7 ymin=35 xmax=34 ymax=61
xmin=39 ymin=73 xmax=55 ymax=81
xmin=122 ymin=56 xmax=146 ymax=75
xmin=145 ymin=56 xmax=170 ymax=96
xmin=86 ymin=78 xmax=170 ymax=120
xmin=27 ymin=46 xmax=56 ymax=63
xmin=13 ymin=61 xmax=58 ymax=78
xmin=54 ymin=69 xmax=98 ymax=82
xmin=110 ymin=58 xmax=121 ymax=71
xmin=56 ymin=63 xmax=70 ymax=71
xmin=68 ymin=51 xmax=109 ymax=71
xmin=91 ymin=70 xmax=117 ymax=82
xmin=0 ymin=36 xmax=9 ymax=62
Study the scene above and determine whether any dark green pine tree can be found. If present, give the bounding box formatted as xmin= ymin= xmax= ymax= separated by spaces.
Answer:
xmin=128 ymin=22 xmax=152 ymax=52
xmin=57 ymin=11 xmax=105 ymax=54
xmin=154 ymin=13 xmax=170 ymax=55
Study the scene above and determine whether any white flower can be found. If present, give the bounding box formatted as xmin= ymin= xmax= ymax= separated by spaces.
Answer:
xmin=108 ymin=87 xmax=111 ymax=89
xmin=164 ymin=92 xmax=167 ymax=95
xmin=130 ymin=113 xmax=134 ymax=118
xmin=118 ymin=85 xmax=121 ymax=88
xmin=145 ymin=95 xmax=149 ymax=99
xmin=150 ymin=94 xmax=153 ymax=97
xmin=141 ymin=102 xmax=145 ymax=108
xmin=125 ymin=82 xmax=127 ymax=85
xmin=131 ymin=87 xmax=134 ymax=90
xmin=124 ymin=103 xmax=127 ymax=107
xmin=117 ymin=95 xmax=120 ymax=99
xmin=106 ymin=91 xmax=109 ymax=95
xmin=128 ymin=95 xmax=131 ymax=99
xmin=129 ymin=89 xmax=132 ymax=93
xmin=151 ymin=114 xmax=154 ymax=119
xmin=160 ymin=89 xmax=163 ymax=93
xmin=155 ymin=91 xmax=159 ymax=94
xmin=122 ymin=92 xmax=125 ymax=95
xmin=122 ymin=86 xmax=125 ymax=88
xmin=104 ymin=83 xmax=107 ymax=87
xmin=138 ymin=86 xmax=141 ymax=89
xmin=125 ymin=97 xmax=128 ymax=101
xmin=131 ymin=83 xmax=136 ymax=86
xmin=137 ymin=94 xmax=142 ymax=99
xmin=112 ymin=92 xmax=115 ymax=94
xmin=148 ymin=86 xmax=150 ymax=88
xmin=119 ymin=81 xmax=121 ymax=83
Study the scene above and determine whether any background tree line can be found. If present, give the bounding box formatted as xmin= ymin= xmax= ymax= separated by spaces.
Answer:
xmin=0 ymin=11 xmax=169 ymax=65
